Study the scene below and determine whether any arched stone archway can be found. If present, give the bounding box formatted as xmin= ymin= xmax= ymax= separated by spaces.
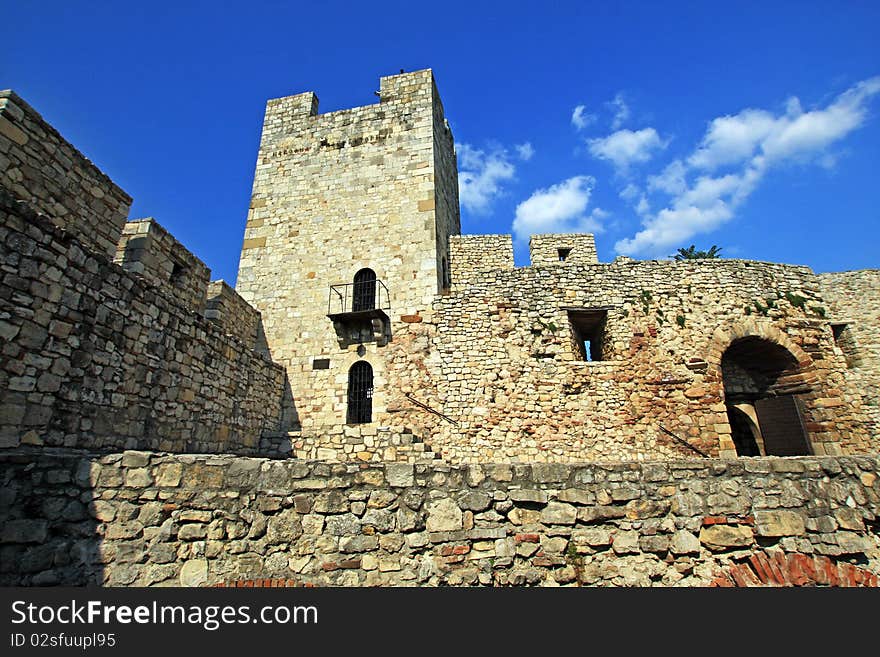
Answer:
xmin=711 ymin=550 xmax=879 ymax=587
xmin=720 ymin=335 xmax=813 ymax=456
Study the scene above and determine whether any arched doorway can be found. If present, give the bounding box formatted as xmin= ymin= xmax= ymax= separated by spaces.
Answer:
xmin=347 ymin=361 xmax=373 ymax=424
xmin=352 ymin=268 xmax=376 ymax=312
xmin=721 ymin=336 xmax=812 ymax=457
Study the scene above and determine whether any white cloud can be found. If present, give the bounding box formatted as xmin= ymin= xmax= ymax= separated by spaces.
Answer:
xmin=588 ymin=128 xmax=666 ymax=171
xmin=513 ymin=176 xmax=606 ymax=243
xmin=609 ymin=93 xmax=630 ymax=130
xmin=571 ymin=104 xmax=596 ymax=131
xmin=457 ymin=143 xmax=517 ymax=214
xmin=616 ymin=76 xmax=880 ymax=257
xmin=648 ymin=160 xmax=687 ymax=195
xmin=515 ymin=142 xmax=535 ymax=161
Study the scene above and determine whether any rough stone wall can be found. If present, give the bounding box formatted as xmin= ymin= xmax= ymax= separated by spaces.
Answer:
xmin=449 ymin=234 xmax=514 ymax=287
xmin=403 ymin=258 xmax=874 ymax=463
xmin=818 ymin=269 xmax=880 ymax=433
xmin=1 ymin=448 xmax=877 ymax=587
xmin=205 ymin=280 xmax=261 ymax=350
xmin=0 ymin=90 xmax=132 ymax=259
xmin=529 ymin=233 xmax=598 ymax=266
xmin=235 ymin=69 xmax=460 ymax=435
xmin=0 ymin=189 xmax=285 ymax=454
xmin=431 ymin=77 xmax=461 ymax=291
xmin=115 ymin=218 xmax=211 ymax=314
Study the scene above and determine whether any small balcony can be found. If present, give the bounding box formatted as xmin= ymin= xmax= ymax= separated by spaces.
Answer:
xmin=327 ymin=279 xmax=391 ymax=324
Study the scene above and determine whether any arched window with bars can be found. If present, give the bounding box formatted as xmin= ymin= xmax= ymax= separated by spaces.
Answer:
xmin=347 ymin=361 xmax=373 ymax=424
xmin=352 ymin=268 xmax=377 ymax=312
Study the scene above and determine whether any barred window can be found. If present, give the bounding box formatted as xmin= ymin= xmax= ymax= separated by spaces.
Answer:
xmin=347 ymin=361 xmax=373 ymax=424
xmin=352 ymin=268 xmax=377 ymax=312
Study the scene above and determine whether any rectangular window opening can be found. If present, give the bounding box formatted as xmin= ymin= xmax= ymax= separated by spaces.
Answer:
xmin=567 ymin=308 xmax=607 ymax=361
xmin=312 ymin=358 xmax=331 ymax=370
xmin=557 ymin=248 xmax=572 ymax=262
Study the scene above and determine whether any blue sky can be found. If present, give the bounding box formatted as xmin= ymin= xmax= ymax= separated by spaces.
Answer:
xmin=3 ymin=1 xmax=879 ymax=282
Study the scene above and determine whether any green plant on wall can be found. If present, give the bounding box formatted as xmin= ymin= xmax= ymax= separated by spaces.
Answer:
xmin=676 ymin=314 xmax=686 ymax=327
xmin=784 ymin=291 xmax=807 ymax=310
xmin=810 ymin=305 xmax=826 ymax=318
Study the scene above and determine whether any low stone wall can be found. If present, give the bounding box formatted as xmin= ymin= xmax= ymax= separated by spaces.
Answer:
xmin=529 ymin=233 xmax=598 ymax=266
xmin=0 ymin=190 xmax=285 ymax=454
xmin=205 ymin=280 xmax=261 ymax=350
xmin=1 ymin=448 xmax=876 ymax=587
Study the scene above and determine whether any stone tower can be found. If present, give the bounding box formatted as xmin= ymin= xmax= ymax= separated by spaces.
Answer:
xmin=236 ymin=69 xmax=460 ymax=433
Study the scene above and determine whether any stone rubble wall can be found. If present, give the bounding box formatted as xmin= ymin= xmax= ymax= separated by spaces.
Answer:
xmin=449 ymin=234 xmax=513 ymax=288
xmin=235 ymin=69 xmax=460 ymax=435
xmin=818 ymin=269 xmax=880 ymax=433
xmin=416 ymin=258 xmax=875 ymax=462
xmin=115 ymin=218 xmax=211 ymax=314
xmin=0 ymin=189 xmax=285 ymax=454
xmin=205 ymin=280 xmax=262 ymax=351
xmin=0 ymin=90 xmax=132 ymax=259
xmin=1 ymin=447 xmax=877 ymax=587
xmin=529 ymin=233 xmax=598 ymax=266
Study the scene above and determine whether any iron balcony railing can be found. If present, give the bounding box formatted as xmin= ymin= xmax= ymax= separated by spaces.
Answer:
xmin=327 ymin=279 xmax=391 ymax=317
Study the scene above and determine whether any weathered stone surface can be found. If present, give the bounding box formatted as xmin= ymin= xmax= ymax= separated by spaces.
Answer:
xmin=179 ymin=559 xmax=207 ymax=587
xmin=755 ymin=510 xmax=806 ymax=537
xmin=699 ymin=525 xmax=754 ymax=550
xmin=1 ymin=519 xmax=48 ymax=544
xmin=670 ymin=530 xmax=701 ymax=555
xmin=509 ymin=489 xmax=549 ymax=504
xmin=540 ymin=502 xmax=577 ymax=525
xmin=426 ymin=498 xmax=463 ymax=532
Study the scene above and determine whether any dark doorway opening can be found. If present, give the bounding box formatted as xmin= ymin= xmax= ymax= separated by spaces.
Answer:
xmin=721 ymin=336 xmax=812 ymax=456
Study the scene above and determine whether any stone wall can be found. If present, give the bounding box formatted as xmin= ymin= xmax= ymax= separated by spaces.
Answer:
xmin=115 ymin=218 xmax=211 ymax=314
xmin=449 ymin=234 xmax=514 ymax=287
xmin=0 ymin=90 xmax=132 ymax=259
xmin=529 ymin=233 xmax=598 ymax=266
xmin=235 ymin=69 xmax=460 ymax=435
xmin=1 ymin=447 xmax=877 ymax=587
xmin=205 ymin=280 xmax=262 ymax=350
xmin=818 ymin=269 xmax=880 ymax=433
xmin=0 ymin=189 xmax=285 ymax=454
xmin=396 ymin=258 xmax=875 ymax=463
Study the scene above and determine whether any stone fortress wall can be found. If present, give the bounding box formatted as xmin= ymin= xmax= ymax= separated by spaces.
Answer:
xmin=1 ymin=72 xmax=879 ymax=587
xmin=1 ymin=448 xmax=877 ymax=587
xmin=0 ymin=92 xmax=285 ymax=455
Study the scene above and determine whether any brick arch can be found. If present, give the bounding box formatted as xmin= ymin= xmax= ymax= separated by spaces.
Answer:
xmin=212 ymin=578 xmax=312 ymax=588
xmin=710 ymin=551 xmax=878 ymax=587
xmin=706 ymin=319 xmax=813 ymax=375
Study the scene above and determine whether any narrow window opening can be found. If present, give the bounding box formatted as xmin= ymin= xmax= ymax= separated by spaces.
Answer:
xmin=557 ymin=248 xmax=572 ymax=262
xmin=347 ymin=361 xmax=373 ymax=424
xmin=352 ymin=268 xmax=377 ymax=312
xmin=170 ymin=262 xmax=187 ymax=287
xmin=830 ymin=322 xmax=859 ymax=368
xmin=566 ymin=309 xmax=607 ymax=361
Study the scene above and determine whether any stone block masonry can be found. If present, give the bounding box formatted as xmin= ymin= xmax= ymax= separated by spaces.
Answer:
xmin=529 ymin=233 xmax=598 ymax=267
xmin=0 ymin=189 xmax=285 ymax=454
xmin=235 ymin=69 xmax=460 ymax=436
xmin=115 ymin=218 xmax=212 ymax=315
xmin=0 ymin=90 xmax=132 ymax=259
xmin=1 ymin=447 xmax=877 ymax=587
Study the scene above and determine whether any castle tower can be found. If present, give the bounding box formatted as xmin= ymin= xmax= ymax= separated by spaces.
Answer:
xmin=235 ymin=69 xmax=460 ymax=433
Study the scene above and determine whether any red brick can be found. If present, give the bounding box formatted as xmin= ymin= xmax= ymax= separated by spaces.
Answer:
xmin=822 ymin=559 xmax=840 ymax=587
xmin=749 ymin=552 xmax=777 ymax=585
xmin=771 ymin=552 xmax=793 ymax=586
xmin=515 ymin=533 xmax=540 ymax=543
xmin=452 ymin=545 xmax=471 ymax=555
xmin=730 ymin=563 xmax=762 ymax=587
xmin=702 ymin=516 xmax=728 ymax=526
xmin=322 ymin=561 xmax=339 ymax=572
xmin=711 ymin=575 xmax=734 ymax=587
xmin=786 ymin=554 xmax=812 ymax=587
xmin=738 ymin=515 xmax=755 ymax=526
xmin=339 ymin=558 xmax=362 ymax=569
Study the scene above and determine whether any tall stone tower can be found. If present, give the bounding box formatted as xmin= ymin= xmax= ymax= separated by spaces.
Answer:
xmin=236 ymin=69 xmax=460 ymax=434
